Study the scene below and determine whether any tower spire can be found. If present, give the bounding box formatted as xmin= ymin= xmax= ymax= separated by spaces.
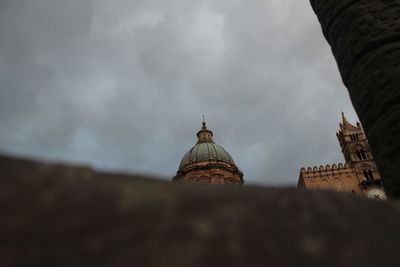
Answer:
xmin=341 ymin=111 xmax=351 ymax=128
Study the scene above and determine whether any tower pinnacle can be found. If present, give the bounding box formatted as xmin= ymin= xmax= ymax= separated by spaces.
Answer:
xmin=341 ymin=112 xmax=351 ymax=128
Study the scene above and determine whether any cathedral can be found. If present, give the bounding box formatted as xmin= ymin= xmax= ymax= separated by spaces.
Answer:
xmin=173 ymin=120 xmax=244 ymax=185
xmin=297 ymin=113 xmax=386 ymax=200
xmin=174 ymin=115 xmax=386 ymax=200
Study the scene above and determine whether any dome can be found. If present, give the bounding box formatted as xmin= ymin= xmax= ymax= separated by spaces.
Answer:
xmin=174 ymin=119 xmax=243 ymax=185
xmin=179 ymin=142 xmax=235 ymax=170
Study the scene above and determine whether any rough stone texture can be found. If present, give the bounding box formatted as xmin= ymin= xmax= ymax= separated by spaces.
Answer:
xmin=1 ymin=154 xmax=400 ymax=266
xmin=310 ymin=0 xmax=400 ymax=197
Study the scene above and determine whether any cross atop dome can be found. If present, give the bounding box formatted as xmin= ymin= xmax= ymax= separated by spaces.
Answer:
xmin=202 ymin=115 xmax=207 ymax=130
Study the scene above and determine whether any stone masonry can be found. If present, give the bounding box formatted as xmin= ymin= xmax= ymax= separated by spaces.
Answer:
xmin=310 ymin=0 xmax=400 ymax=197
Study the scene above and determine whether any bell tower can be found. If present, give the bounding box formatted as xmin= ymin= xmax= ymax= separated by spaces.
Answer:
xmin=336 ymin=113 xmax=385 ymax=198
xmin=298 ymin=113 xmax=386 ymax=200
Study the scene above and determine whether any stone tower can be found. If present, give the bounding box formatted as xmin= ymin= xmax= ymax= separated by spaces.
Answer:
xmin=298 ymin=114 xmax=386 ymax=199
xmin=173 ymin=121 xmax=244 ymax=185
xmin=337 ymin=113 xmax=381 ymax=188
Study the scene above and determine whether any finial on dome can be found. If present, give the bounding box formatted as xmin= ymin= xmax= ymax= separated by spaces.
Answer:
xmin=197 ymin=115 xmax=213 ymax=143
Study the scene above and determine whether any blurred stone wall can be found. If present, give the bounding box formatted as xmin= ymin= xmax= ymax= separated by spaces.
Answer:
xmin=1 ymin=154 xmax=399 ymax=266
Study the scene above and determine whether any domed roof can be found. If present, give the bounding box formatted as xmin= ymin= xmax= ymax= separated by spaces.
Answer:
xmin=174 ymin=119 xmax=243 ymax=185
xmin=179 ymin=142 xmax=235 ymax=169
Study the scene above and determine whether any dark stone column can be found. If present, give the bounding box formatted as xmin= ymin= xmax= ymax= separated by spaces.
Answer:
xmin=310 ymin=0 xmax=400 ymax=197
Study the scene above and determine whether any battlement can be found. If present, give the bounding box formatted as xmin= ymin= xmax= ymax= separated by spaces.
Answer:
xmin=300 ymin=163 xmax=353 ymax=175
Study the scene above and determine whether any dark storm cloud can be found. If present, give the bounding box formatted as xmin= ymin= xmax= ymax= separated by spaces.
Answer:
xmin=0 ymin=0 xmax=359 ymax=185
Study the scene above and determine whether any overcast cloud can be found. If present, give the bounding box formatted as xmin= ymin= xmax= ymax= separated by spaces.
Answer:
xmin=0 ymin=0 xmax=359 ymax=185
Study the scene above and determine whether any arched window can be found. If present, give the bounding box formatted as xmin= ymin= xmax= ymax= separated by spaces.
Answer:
xmin=363 ymin=170 xmax=374 ymax=181
xmin=368 ymin=170 xmax=374 ymax=180
xmin=360 ymin=150 xmax=367 ymax=159
xmin=356 ymin=150 xmax=362 ymax=160
xmin=350 ymin=134 xmax=359 ymax=141
xmin=356 ymin=149 xmax=367 ymax=160
xmin=363 ymin=170 xmax=368 ymax=180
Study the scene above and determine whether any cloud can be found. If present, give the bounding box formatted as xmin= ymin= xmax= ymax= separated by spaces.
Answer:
xmin=0 ymin=0 xmax=359 ymax=185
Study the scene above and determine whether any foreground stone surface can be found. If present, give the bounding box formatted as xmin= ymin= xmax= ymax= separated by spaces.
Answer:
xmin=1 ymin=154 xmax=399 ymax=266
xmin=310 ymin=0 xmax=400 ymax=197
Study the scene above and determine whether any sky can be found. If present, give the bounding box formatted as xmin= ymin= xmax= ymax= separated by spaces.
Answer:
xmin=0 ymin=0 xmax=360 ymax=185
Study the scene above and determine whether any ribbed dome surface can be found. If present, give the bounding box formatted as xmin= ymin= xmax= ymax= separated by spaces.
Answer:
xmin=179 ymin=142 xmax=235 ymax=170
